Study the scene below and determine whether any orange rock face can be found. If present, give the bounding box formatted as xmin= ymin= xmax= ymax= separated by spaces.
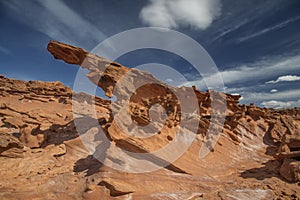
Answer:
xmin=0 ymin=41 xmax=300 ymax=199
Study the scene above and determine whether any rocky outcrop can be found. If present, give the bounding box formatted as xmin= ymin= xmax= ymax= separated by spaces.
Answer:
xmin=0 ymin=41 xmax=300 ymax=199
xmin=48 ymin=40 xmax=300 ymax=188
xmin=0 ymin=132 xmax=23 ymax=158
xmin=47 ymin=41 xmax=130 ymax=98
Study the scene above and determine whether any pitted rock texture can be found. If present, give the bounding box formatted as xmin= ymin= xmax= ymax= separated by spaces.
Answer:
xmin=0 ymin=41 xmax=299 ymax=199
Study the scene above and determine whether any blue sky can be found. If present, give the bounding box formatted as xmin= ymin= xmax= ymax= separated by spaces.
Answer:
xmin=0 ymin=0 xmax=299 ymax=108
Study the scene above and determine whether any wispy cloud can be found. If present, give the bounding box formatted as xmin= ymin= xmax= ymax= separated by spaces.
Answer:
xmin=224 ymin=87 xmax=300 ymax=105
xmin=244 ymin=89 xmax=300 ymax=102
xmin=180 ymin=53 xmax=300 ymax=108
xmin=211 ymin=19 xmax=248 ymax=43
xmin=139 ymin=0 xmax=221 ymax=30
xmin=266 ymin=75 xmax=300 ymax=84
xmin=237 ymin=15 xmax=300 ymax=42
xmin=2 ymin=0 xmax=106 ymax=48
xmin=0 ymin=45 xmax=12 ymax=56
xmin=261 ymin=100 xmax=300 ymax=109
xmin=182 ymin=54 xmax=300 ymax=90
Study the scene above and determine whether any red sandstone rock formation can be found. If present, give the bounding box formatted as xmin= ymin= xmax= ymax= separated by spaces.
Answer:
xmin=0 ymin=41 xmax=299 ymax=199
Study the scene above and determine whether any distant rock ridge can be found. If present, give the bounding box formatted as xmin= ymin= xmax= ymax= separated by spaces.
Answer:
xmin=0 ymin=41 xmax=299 ymax=199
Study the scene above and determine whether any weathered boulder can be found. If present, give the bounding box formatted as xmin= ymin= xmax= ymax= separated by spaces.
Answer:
xmin=280 ymin=158 xmax=300 ymax=182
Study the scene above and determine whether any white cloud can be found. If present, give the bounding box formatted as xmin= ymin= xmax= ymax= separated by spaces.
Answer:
xmin=181 ymin=54 xmax=300 ymax=90
xmin=165 ymin=78 xmax=173 ymax=83
xmin=211 ymin=19 xmax=248 ymax=43
xmin=244 ymin=89 xmax=300 ymax=102
xmin=139 ymin=0 xmax=221 ymax=30
xmin=237 ymin=16 xmax=300 ymax=42
xmin=261 ymin=100 xmax=300 ymax=109
xmin=2 ymin=0 xmax=106 ymax=48
xmin=230 ymin=93 xmax=244 ymax=100
xmin=223 ymin=87 xmax=300 ymax=108
xmin=270 ymin=89 xmax=278 ymax=93
xmin=180 ymin=54 xmax=300 ymax=108
xmin=266 ymin=75 xmax=300 ymax=84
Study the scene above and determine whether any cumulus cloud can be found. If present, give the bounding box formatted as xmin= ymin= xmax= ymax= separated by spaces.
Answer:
xmin=270 ymin=89 xmax=278 ymax=93
xmin=139 ymin=0 xmax=221 ymax=30
xmin=261 ymin=100 xmax=300 ymax=109
xmin=266 ymin=75 xmax=300 ymax=84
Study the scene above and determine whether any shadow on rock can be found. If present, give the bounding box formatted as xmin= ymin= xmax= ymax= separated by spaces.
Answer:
xmin=240 ymin=159 xmax=282 ymax=180
xmin=73 ymin=155 xmax=104 ymax=176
